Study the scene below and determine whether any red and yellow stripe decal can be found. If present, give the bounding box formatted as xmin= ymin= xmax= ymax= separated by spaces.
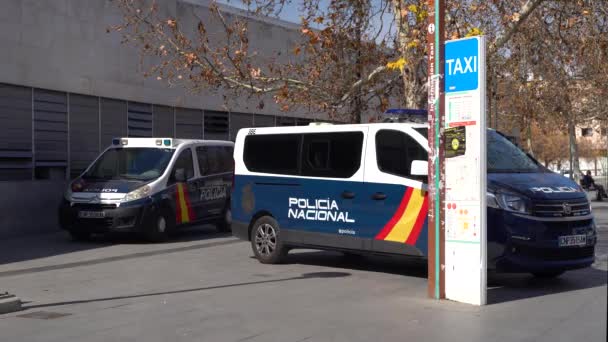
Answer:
xmin=375 ymin=187 xmax=429 ymax=245
xmin=175 ymin=183 xmax=195 ymax=224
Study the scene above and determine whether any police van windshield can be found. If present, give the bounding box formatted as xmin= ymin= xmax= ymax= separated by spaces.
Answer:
xmin=82 ymin=148 xmax=174 ymax=181
xmin=487 ymin=130 xmax=542 ymax=173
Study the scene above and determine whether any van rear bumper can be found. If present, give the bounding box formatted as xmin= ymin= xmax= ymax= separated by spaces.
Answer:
xmin=58 ymin=198 xmax=152 ymax=234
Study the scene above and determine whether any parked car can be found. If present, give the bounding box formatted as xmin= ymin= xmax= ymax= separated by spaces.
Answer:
xmin=59 ymin=138 xmax=234 ymax=241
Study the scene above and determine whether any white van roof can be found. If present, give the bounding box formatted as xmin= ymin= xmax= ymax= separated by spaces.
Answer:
xmin=243 ymin=122 xmax=429 ymax=135
xmin=110 ymin=137 xmax=234 ymax=149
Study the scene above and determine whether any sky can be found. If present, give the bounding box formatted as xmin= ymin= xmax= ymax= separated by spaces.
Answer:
xmin=217 ymin=0 xmax=327 ymax=25
xmin=216 ymin=0 xmax=396 ymax=42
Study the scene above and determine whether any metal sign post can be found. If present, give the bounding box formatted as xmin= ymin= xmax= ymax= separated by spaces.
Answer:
xmin=426 ymin=0 xmax=446 ymax=299
xmin=443 ymin=36 xmax=488 ymax=305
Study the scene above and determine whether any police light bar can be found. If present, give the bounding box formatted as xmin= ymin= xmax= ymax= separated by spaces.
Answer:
xmin=111 ymin=138 xmax=173 ymax=148
xmin=382 ymin=108 xmax=428 ymax=123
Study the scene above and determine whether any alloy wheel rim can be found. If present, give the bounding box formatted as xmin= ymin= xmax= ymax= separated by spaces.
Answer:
xmin=254 ymin=223 xmax=277 ymax=256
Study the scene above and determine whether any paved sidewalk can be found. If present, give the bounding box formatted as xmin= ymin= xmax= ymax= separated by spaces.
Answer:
xmin=0 ymin=224 xmax=606 ymax=342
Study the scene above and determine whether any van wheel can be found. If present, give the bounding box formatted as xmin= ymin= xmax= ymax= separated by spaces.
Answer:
xmin=216 ymin=202 xmax=232 ymax=233
xmin=532 ymin=271 xmax=565 ymax=279
xmin=251 ymin=216 xmax=288 ymax=264
xmin=145 ymin=209 xmax=172 ymax=242
xmin=68 ymin=229 xmax=91 ymax=241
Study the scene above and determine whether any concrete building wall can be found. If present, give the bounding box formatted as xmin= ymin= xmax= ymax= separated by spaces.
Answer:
xmin=0 ymin=0 xmax=324 ymax=238
xmin=0 ymin=0 xmax=312 ymax=116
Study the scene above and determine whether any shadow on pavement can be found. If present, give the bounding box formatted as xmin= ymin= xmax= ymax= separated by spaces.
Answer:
xmin=0 ymin=225 xmax=234 ymax=269
xmin=278 ymin=250 xmax=606 ymax=304
xmin=284 ymin=250 xmax=428 ymax=279
xmin=21 ymin=271 xmax=351 ymax=310
xmin=487 ymin=266 xmax=608 ymax=304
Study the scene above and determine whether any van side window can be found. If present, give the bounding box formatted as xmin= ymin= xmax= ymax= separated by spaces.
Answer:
xmin=197 ymin=146 xmax=234 ymax=175
xmin=302 ymin=132 xmax=363 ymax=178
xmin=171 ymin=148 xmax=194 ymax=181
xmin=244 ymin=134 xmax=301 ymax=175
xmin=376 ymin=130 xmax=427 ymax=178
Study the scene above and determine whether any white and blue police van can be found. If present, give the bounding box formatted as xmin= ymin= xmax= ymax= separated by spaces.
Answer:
xmin=232 ymin=112 xmax=597 ymax=278
xmin=59 ymin=137 xmax=234 ymax=241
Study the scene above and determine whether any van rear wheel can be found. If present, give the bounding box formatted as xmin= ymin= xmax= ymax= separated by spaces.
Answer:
xmin=251 ymin=216 xmax=288 ymax=264
xmin=216 ymin=202 xmax=232 ymax=233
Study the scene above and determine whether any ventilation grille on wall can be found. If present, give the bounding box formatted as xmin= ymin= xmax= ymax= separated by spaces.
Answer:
xmin=128 ymin=102 xmax=153 ymax=137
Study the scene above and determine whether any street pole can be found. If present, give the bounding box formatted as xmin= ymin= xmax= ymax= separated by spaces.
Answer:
xmin=426 ymin=0 xmax=445 ymax=299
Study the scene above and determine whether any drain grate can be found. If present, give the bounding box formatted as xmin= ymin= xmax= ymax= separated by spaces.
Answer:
xmin=17 ymin=311 xmax=72 ymax=320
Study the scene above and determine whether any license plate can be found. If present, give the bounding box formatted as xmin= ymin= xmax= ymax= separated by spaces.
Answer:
xmin=558 ymin=234 xmax=586 ymax=247
xmin=78 ymin=211 xmax=105 ymax=219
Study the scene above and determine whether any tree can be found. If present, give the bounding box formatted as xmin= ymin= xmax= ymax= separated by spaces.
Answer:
xmin=110 ymin=0 xmax=546 ymax=122
xmin=509 ymin=0 xmax=608 ymax=181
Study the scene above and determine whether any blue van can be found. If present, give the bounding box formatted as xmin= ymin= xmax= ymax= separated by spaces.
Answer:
xmin=231 ymin=123 xmax=597 ymax=278
xmin=59 ymin=138 xmax=234 ymax=241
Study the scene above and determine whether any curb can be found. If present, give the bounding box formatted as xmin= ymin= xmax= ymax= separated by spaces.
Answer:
xmin=0 ymin=292 xmax=22 ymax=314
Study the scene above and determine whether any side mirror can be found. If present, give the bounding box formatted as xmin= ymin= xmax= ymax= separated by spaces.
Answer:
xmin=410 ymin=160 xmax=428 ymax=176
xmin=174 ymin=168 xmax=186 ymax=182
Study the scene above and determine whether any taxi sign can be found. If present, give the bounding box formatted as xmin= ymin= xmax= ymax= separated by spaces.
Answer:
xmin=445 ymin=37 xmax=480 ymax=93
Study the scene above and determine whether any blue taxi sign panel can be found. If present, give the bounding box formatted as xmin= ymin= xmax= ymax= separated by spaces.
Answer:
xmin=445 ymin=37 xmax=480 ymax=93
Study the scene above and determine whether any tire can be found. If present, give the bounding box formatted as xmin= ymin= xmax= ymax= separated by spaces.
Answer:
xmin=68 ymin=229 xmax=91 ymax=241
xmin=145 ymin=209 xmax=173 ymax=242
xmin=250 ymin=216 xmax=288 ymax=264
xmin=216 ymin=201 xmax=232 ymax=233
xmin=532 ymin=271 xmax=565 ymax=279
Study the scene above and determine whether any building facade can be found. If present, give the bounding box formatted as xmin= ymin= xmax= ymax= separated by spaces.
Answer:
xmin=0 ymin=0 xmax=325 ymax=237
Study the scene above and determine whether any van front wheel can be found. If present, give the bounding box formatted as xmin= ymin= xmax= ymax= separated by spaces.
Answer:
xmin=251 ymin=216 xmax=288 ymax=264
xmin=145 ymin=209 xmax=173 ymax=242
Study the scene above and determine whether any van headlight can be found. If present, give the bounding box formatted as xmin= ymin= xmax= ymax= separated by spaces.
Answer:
xmin=124 ymin=185 xmax=151 ymax=202
xmin=487 ymin=192 xmax=529 ymax=214
xmin=64 ymin=179 xmax=85 ymax=201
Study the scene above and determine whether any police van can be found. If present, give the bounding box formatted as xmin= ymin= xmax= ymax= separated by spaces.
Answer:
xmin=232 ymin=117 xmax=597 ymax=278
xmin=59 ymin=138 xmax=234 ymax=241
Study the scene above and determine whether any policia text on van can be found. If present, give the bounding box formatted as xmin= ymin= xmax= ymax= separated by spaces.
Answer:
xmin=232 ymin=123 xmax=597 ymax=278
xmin=59 ymin=138 xmax=233 ymax=241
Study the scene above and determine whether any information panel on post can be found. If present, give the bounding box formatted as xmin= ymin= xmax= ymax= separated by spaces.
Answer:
xmin=443 ymin=36 xmax=487 ymax=306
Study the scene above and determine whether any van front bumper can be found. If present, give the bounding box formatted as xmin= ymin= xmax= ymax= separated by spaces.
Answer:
xmin=59 ymin=198 xmax=154 ymax=234
xmin=489 ymin=208 xmax=597 ymax=273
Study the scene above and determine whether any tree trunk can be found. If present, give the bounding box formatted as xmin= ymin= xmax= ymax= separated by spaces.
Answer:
xmin=392 ymin=0 xmax=426 ymax=110
xmin=526 ymin=118 xmax=534 ymax=157
xmin=567 ymin=114 xmax=581 ymax=182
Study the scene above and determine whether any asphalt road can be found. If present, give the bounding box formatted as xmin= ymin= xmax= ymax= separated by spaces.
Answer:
xmin=0 ymin=205 xmax=606 ymax=342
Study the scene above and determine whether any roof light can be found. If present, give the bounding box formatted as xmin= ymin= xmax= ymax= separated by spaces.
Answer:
xmin=163 ymin=139 xmax=172 ymax=147
xmin=112 ymin=138 xmax=120 ymax=145
xmin=121 ymin=139 xmax=128 ymax=145
xmin=155 ymin=139 xmax=162 ymax=146
xmin=383 ymin=108 xmax=428 ymax=123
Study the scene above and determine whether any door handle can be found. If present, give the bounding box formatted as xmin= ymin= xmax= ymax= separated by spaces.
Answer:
xmin=372 ymin=192 xmax=387 ymax=200
xmin=341 ymin=191 xmax=356 ymax=199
